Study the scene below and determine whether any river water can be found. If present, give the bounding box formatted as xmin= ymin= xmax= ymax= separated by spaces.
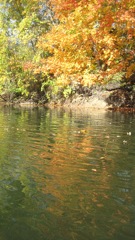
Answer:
xmin=0 ymin=106 xmax=135 ymax=240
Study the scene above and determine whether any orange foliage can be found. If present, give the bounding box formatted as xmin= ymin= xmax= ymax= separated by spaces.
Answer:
xmin=36 ymin=0 xmax=135 ymax=86
xmin=50 ymin=0 xmax=79 ymax=17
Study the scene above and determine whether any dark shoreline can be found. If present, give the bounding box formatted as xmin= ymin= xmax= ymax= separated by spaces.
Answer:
xmin=1 ymin=82 xmax=135 ymax=112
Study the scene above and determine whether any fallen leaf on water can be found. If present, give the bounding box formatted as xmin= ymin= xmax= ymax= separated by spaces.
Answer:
xmin=92 ymin=169 xmax=97 ymax=172
xmin=97 ymin=203 xmax=104 ymax=208
xmin=80 ymin=129 xmax=87 ymax=133
xmin=105 ymin=135 xmax=110 ymax=139
xmin=100 ymin=157 xmax=105 ymax=159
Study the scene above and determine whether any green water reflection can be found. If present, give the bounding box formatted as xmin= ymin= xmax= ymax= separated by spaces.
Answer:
xmin=0 ymin=106 xmax=135 ymax=240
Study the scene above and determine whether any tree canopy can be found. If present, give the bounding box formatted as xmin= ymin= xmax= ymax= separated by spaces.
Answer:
xmin=0 ymin=0 xmax=135 ymax=99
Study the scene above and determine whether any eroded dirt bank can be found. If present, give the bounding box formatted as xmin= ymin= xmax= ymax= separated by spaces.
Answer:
xmin=1 ymin=83 xmax=135 ymax=111
xmin=45 ymin=86 xmax=135 ymax=112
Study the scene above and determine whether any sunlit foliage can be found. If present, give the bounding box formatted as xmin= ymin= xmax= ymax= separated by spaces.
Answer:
xmin=36 ymin=0 xmax=135 ymax=87
xmin=0 ymin=0 xmax=52 ymax=98
xmin=0 ymin=0 xmax=134 ymax=99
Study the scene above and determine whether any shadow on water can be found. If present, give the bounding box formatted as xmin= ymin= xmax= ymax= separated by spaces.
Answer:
xmin=0 ymin=106 xmax=135 ymax=240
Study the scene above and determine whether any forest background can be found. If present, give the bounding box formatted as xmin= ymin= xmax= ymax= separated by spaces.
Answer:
xmin=0 ymin=0 xmax=134 ymax=105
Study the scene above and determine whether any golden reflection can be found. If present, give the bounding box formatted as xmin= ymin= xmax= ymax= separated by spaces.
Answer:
xmin=1 ymin=107 xmax=135 ymax=239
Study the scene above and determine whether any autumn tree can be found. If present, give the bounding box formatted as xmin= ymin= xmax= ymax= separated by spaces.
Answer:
xmin=0 ymin=0 xmax=53 ymax=99
xmin=36 ymin=0 xmax=135 ymax=89
xmin=0 ymin=0 xmax=134 ymax=100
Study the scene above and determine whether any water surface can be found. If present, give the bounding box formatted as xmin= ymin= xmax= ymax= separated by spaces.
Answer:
xmin=0 ymin=106 xmax=135 ymax=240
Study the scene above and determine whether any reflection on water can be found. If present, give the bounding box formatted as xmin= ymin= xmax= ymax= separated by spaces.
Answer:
xmin=0 ymin=106 xmax=135 ymax=240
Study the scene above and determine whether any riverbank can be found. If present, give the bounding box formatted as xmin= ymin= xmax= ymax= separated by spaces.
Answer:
xmin=46 ymin=88 xmax=135 ymax=112
xmin=1 ymin=83 xmax=135 ymax=112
